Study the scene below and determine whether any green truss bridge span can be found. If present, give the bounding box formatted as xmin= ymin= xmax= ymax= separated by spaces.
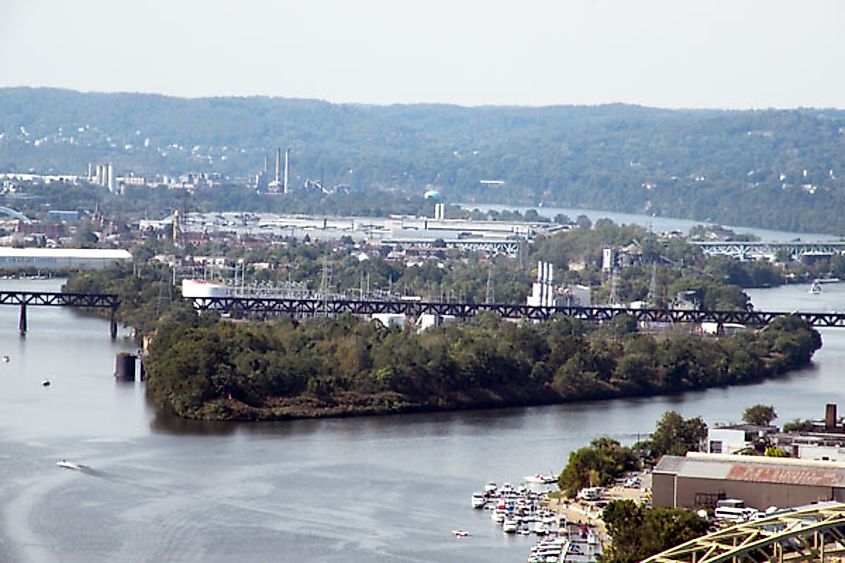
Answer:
xmin=643 ymin=502 xmax=845 ymax=563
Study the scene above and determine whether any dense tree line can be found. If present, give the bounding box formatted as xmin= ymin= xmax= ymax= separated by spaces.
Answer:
xmin=144 ymin=312 xmax=820 ymax=421
xmin=3 ymin=88 xmax=845 ymax=234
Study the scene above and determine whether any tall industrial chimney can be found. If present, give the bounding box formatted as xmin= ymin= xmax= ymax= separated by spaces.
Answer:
xmin=283 ymin=148 xmax=289 ymax=194
xmin=826 ymin=403 xmax=838 ymax=431
xmin=275 ymin=148 xmax=281 ymax=185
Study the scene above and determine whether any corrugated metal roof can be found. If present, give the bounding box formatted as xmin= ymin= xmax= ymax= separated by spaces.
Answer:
xmin=0 ymin=248 xmax=131 ymax=259
xmin=656 ymin=453 xmax=845 ymax=487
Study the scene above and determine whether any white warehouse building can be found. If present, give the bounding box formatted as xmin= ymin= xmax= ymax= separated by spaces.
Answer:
xmin=0 ymin=248 xmax=132 ymax=270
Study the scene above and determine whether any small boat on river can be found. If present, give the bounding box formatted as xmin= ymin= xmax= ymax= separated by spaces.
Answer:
xmin=524 ymin=473 xmax=557 ymax=485
xmin=809 ymin=281 xmax=822 ymax=294
xmin=56 ymin=459 xmax=87 ymax=470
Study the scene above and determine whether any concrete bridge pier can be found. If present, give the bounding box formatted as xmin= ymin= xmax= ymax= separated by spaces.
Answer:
xmin=18 ymin=303 xmax=26 ymax=336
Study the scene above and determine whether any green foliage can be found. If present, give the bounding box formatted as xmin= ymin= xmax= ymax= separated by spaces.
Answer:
xmin=601 ymin=500 xmax=709 ymax=563
xmin=782 ymin=419 xmax=815 ymax=432
xmin=62 ymin=261 xmax=187 ymax=333
xmin=558 ymin=438 xmax=639 ymax=495
xmin=637 ymin=411 xmax=708 ymax=464
xmin=765 ymin=446 xmax=788 ymax=457
xmin=743 ymin=404 xmax=778 ymax=426
xmin=143 ymin=313 xmax=821 ymax=421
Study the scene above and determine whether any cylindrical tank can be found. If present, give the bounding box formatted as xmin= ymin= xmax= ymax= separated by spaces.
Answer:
xmin=115 ymin=352 xmax=136 ymax=380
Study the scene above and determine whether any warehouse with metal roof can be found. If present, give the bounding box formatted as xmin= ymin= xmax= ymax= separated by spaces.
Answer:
xmin=653 ymin=452 xmax=845 ymax=510
xmin=0 ymin=248 xmax=132 ymax=270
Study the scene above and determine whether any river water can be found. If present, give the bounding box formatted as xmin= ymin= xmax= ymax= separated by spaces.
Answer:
xmin=0 ymin=276 xmax=844 ymax=562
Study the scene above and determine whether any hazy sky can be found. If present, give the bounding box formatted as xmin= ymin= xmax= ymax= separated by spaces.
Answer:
xmin=1 ymin=0 xmax=843 ymax=108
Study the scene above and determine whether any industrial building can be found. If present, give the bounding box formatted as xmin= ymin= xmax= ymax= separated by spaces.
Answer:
xmin=652 ymin=452 xmax=845 ymax=510
xmin=0 ymin=248 xmax=131 ymax=270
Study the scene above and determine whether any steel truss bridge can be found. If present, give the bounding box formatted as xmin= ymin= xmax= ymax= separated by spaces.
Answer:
xmin=643 ymin=502 xmax=845 ymax=563
xmin=381 ymin=237 xmax=521 ymax=256
xmin=189 ymin=296 xmax=845 ymax=328
xmin=693 ymin=241 xmax=845 ymax=261
xmin=0 ymin=291 xmax=120 ymax=337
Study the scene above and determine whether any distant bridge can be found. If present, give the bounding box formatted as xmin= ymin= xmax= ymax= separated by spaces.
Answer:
xmin=189 ymin=296 xmax=845 ymax=328
xmin=0 ymin=206 xmax=31 ymax=223
xmin=693 ymin=241 xmax=845 ymax=261
xmin=381 ymin=237 xmax=521 ymax=255
xmin=0 ymin=291 xmax=120 ymax=337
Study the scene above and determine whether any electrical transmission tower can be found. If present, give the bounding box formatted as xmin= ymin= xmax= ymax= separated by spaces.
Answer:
xmin=485 ymin=268 xmax=496 ymax=305
xmin=647 ymin=263 xmax=658 ymax=306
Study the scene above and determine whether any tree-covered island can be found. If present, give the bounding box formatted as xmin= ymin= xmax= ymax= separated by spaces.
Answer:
xmin=144 ymin=311 xmax=820 ymax=421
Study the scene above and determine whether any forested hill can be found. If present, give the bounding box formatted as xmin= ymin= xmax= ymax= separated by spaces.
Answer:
xmin=3 ymin=87 xmax=845 ymax=234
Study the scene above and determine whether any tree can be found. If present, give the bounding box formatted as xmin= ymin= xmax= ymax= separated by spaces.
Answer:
xmin=742 ymin=404 xmax=777 ymax=426
xmin=642 ymin=411 xmax=708 ymax=463
xmin=602 ymin=500 xmax=709 ymax=563
xmin=575 ymin=214 xmax=593 ymax=230
xmin=558 ymin=438 xmax=638 ymax=495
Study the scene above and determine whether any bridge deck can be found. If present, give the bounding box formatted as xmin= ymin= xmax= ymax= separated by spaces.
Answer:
xmin=189 ymin=296 xmax=845 ymax=328
xmin=0 ymin=291 xmax=119 ymax=308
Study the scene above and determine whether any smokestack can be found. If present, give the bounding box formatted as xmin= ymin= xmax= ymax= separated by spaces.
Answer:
xmin=537 ymin=261 xmax=543 ymax=283
xmin=283 ymin=148 xmax=289 ymax=194
xmin=826 ymin=403 xmax=837 ymax=430
xmin=541 ymin=262 xmax=548 ymax=305
xmin=263 ymin=154 xmax=268 ymax=174
xmin=275 ymin=148 xmax=281 ymax=185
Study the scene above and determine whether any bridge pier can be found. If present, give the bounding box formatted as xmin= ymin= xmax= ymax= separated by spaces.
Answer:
xmin=18 ymin=303 xmax=26 ymax=335
xmin=109 ymin=308 xmax=117 ymax=340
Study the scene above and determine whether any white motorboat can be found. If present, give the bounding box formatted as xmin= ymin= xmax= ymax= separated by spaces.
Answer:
xmin=484 ymin=481 xmax=497 ymax=493
xmin=56 ymin=459 xmax=86 ymax=470
xmin=534 ymin=521 xmax=549 ymax=535
xmin=471 ymin=493 xmax=486 ymax=509
xmin=524 ymin=473 xmax=557 ymax=485
xmin=809 ymin=281 xmax=822 ymax=294
xmin=451 ymin=529 xmax=469 ymax=538
xmin=502 ymin=517 xmax=518 ymax=533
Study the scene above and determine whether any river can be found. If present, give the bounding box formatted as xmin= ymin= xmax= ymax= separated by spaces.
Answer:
xmin=0 ymin=276 xmax=844 ymax=562
xmin=464 ymin=203 xmax=838 ymax=242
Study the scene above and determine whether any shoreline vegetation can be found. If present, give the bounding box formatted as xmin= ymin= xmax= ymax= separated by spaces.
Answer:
xmin=145 ymin=311 xmax=821 ymax=421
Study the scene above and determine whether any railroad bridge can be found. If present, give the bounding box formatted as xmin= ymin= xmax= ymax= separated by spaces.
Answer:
xmin=0 ymin=291 xmax=120 ymax=337
xmin=189 ymin=296 xmax=845 ymax=328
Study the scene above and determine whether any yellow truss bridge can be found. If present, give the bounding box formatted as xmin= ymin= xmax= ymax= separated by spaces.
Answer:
xmin=643 ymin=503 xmax=845 ymax=563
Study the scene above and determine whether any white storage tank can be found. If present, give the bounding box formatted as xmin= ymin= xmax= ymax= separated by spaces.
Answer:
xmin=181 ymin=279 xmax=229 ymax=298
